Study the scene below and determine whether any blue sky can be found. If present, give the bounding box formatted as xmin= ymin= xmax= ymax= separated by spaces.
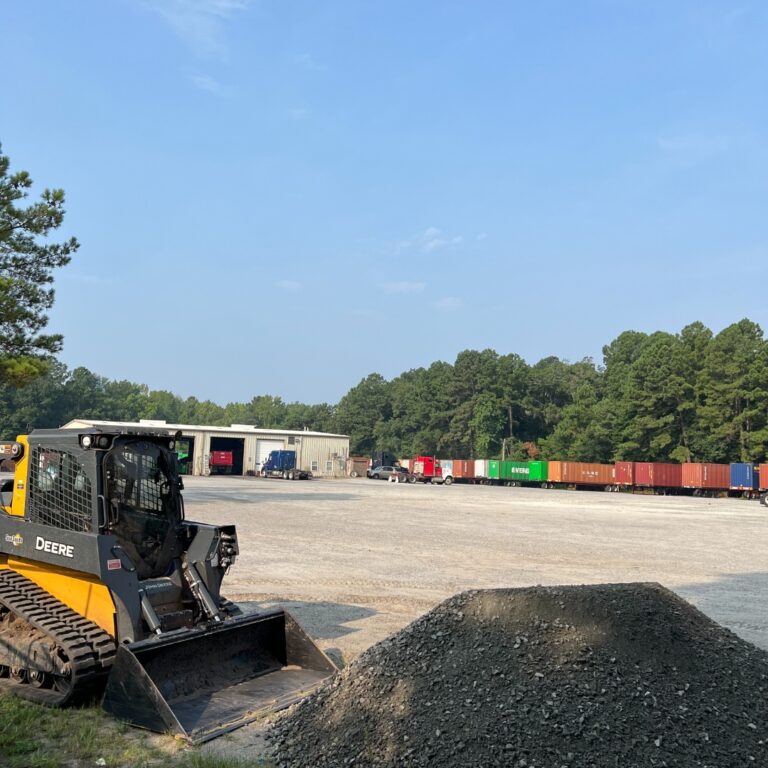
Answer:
xmin=2 ymin=1 xmax=767 ymax=404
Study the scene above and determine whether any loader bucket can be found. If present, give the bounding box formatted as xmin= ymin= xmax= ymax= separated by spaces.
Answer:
xmin=101 ymin=608 xmax=337 ymax=743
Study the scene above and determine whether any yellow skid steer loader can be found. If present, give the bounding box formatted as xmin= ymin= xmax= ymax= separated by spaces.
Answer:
xmin=0 ymin=427 xmax=336 ymax=743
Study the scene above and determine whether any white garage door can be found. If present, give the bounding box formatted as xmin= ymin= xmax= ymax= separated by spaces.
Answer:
xmin=256 ymin=439 xmax=284 ymax=472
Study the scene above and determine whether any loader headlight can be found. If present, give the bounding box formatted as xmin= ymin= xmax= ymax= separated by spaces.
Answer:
xmin=0 ymin=441 xmax=24 ymax=459
xmin=169 ymin=440 xmax=175 ymax=451
xmin=97 ymin=436 xmax=111 ymax=448
xmin=81 ymin=435 xmax=93 ymax=449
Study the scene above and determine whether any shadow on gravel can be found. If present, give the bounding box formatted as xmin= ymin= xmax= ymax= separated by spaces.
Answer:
xmin=235 ymin=598 xmax=377 ymax=642
xmin=274 ymin=600 xmax=376 ymax=639
xmin=673 ymin=570 xmax=768 ymax=650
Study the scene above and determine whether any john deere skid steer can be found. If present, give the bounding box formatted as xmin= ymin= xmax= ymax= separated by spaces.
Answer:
xmin=0 ymin=427 xmax=336 ymax=742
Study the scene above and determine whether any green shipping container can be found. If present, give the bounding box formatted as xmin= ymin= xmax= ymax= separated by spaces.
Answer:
xmin=500 ymin=461 xmax=530 ymax=481
xmin=488 ymin=460 xmax=500 ymax=479
xmin=497 ymin=461 xmax=549 ymax=482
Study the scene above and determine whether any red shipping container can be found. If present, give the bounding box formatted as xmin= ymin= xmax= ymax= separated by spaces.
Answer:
xmin=682 ymin=463 xmax=730 ymax=489
xmin=548 ymin=461 xmax=614 ymax=486
xmin=452 ymin=459 xmax=475 ymax=478
xmin=614 ymin=461 xmax=634 ymax=486
xmin=635 ymin=463 xmax=683 ymax=488
xmin=760 ymin=464 xmax=768 ymax=491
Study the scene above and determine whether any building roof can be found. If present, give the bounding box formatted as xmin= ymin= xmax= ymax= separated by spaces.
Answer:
xmin=62 ymin=419 xmax=349 ymax=439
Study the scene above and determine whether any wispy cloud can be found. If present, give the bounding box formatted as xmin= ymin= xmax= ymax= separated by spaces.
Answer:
xmin=382 ymin=281 xmax=425 ymax=295
xmin=296 ymin=53 xmax=328 ymax=72
xmin=143 ymin=0 xmax=252 ymax=59
xmin=420 ymin=227 xmax=446 ymax=253
xmin=433 ymin=296 xmax=463 ymax=312
xmin=276 ymin=279 xmax=302 ymax=293
xmin=391 ymin=227 xmax=466 ymax=257
xmin=190 ymin=73 xmax=221 ymax=92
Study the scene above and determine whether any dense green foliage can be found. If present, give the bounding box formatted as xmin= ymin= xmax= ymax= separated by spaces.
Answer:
xmin=0 ymin=145 xmax=77 ymax=386
xmin=1 ymin=319 xmax=766 ymax=463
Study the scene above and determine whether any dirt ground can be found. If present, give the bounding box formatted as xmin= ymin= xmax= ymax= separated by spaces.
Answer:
xmin=187 ymin=475 xmax=768 ymax=759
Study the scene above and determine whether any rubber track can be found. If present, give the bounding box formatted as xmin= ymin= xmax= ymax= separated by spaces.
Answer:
xmin=0 ymin=569 xmax=116 ymax=705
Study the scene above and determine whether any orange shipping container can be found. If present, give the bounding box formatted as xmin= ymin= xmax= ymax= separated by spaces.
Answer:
xmin=758 ymin=464 xmax=768 ymax=491
xmin=682 ymin=463 xmax=730 ymax=489
xmin=452 ymin=460 xmax=475 ymax=479
xmin=547 ymin=461 xmax=614 ymax=486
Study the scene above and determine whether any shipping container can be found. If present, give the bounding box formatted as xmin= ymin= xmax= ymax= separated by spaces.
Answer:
xmin=547 ymin=461 xmax=614 ymax=486
xmin=682 ymin=463 xmax=730 ymax=490
xmin=487 ymin=460 xmax=500 ymax=480
xmin=347 ymin=456 xmax=370 ymax=478
xmin=499 ymin=461 xmax=530 ymax=482
xmin=761 ymin=464 xmax=768 ymax=491
xmin=474 ymin=459 xmax=488 ymax=479
xmin=452 ymin=459 xmax=475 ymax=479
xmin=614 ymin=461 xmax=634 ymax=486
xmin=528 ymin=461 xmax=548 ymax=483
xmin=729 ymin=463 xmax=759 ymax=491
xmin=634 ymin=463 xmax=683 ymax=488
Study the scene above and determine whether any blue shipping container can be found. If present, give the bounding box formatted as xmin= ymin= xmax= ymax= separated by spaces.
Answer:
xmin=729 ymin=462 xmax=759 ymax=490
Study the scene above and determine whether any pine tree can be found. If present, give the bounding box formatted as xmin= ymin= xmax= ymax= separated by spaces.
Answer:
xmin=0 ymin=144 xmax=78 ymax=385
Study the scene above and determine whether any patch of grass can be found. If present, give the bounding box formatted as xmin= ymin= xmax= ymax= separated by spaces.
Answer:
xmin=0 ymin=693 xmax=168 ymax=767
xmin=0 ymin=693 xmax=273 ymax=768
xmin=177 ymin=756 xmax=273 ymax=768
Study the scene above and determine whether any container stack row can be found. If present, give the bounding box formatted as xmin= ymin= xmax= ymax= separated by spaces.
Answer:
xmin=429 ymin=459 xmax=768 ymax=500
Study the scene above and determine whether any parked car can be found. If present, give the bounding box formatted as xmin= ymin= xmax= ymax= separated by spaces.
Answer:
xmin=367 ymin=465 xmax=410 ymax=481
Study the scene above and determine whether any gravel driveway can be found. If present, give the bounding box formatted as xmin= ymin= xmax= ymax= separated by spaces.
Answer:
xmin=185 ymin=476 xmax=768 ymax=759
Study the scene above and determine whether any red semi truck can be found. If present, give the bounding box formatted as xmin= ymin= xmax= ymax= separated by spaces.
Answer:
xmin=410 ymin=456 xmax=452 ymax=485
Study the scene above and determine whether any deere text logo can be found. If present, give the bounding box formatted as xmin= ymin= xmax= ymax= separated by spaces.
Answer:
xmin=4 ymin=533 xmax=23 ymax=547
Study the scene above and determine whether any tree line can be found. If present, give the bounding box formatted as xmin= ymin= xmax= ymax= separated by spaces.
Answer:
xmin=1 ymin=318 xmax=766 ymax=464
xmin=334 ymin=318 xmax=768 ymax=464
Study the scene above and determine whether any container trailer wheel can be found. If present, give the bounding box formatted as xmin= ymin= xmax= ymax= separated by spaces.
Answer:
xmin=443 ymin=476 xmax=453 ymax=486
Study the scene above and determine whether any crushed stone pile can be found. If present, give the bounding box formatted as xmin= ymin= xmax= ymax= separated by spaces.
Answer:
xmin=268 ymin=584 xmax=768 ymax=768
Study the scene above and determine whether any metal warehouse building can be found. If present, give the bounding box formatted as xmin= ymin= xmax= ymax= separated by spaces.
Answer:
xmin=63 ymin=419 xmax=350 ymax=478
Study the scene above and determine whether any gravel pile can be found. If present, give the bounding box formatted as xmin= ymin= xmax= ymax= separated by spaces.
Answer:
xmin=268 ymin=583 xmax=768 ymax=767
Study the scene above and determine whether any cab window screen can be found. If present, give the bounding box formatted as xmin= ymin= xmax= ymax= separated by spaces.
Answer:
xmin=26 ymin=447 xmax=93 ymax=532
